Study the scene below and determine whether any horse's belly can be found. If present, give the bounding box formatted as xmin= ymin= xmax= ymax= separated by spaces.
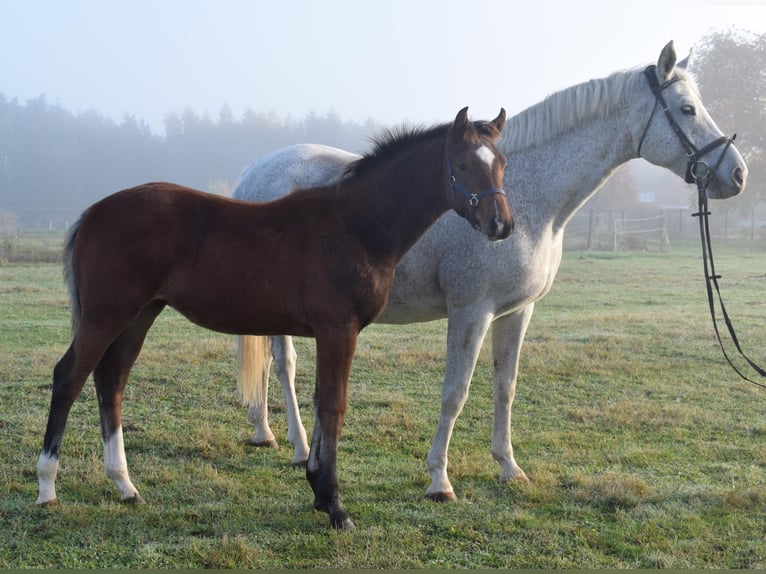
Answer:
xmin=378 ymin=293 xmax=446 ymax=324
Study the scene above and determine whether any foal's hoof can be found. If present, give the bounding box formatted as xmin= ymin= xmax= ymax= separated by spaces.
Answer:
xmin=331 ymin=516 xmax=356 ymax=530
xmin=122 ymin=493 xmax=145 ymax=505
xmin=425 ymin=490 xmax=458 ymax=503
xmin=248 ymin=437 xmax=279 ymax=449
xmin=291 ymin=458 xmax=309 ymax=469
xmin=36 ymin=498 xmax=59 ymax=508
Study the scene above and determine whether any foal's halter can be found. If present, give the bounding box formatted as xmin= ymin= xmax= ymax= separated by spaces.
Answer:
xmin=445 ymin=142 xmax=506 ymax=228
xmin=638 ymin=65 xmax=765 ymax=389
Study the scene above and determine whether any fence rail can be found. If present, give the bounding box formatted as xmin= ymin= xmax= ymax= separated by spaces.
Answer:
xmin=564 ymin=208 xmax=766 ymax=252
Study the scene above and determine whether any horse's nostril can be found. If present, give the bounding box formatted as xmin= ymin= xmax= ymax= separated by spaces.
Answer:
xmin=733 ymin=167 xmax=744 ymax=188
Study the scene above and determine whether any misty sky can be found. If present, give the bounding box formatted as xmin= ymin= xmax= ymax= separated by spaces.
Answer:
xmin=1 ymin=0 xmax=765 ymax=135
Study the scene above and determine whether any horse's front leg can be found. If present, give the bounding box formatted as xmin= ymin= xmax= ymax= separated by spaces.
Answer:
xmin=306 ymin=330 xmax=357 ymax=529
xmin=490 ymin=306 xmax=533 ymax=484
xmin=425 ymin=308 xmax=493 ymax=501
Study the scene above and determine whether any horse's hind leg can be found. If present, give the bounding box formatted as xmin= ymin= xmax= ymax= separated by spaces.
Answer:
xmin=93 ymin=301 xmax=165 ymax=503
xmin=271 ymin=335 xmax=309 ymax=465
xmin=37 ymin=329 xmax=115 ymax=506
xmin=245 ymin=335 xmax=309 ymax=465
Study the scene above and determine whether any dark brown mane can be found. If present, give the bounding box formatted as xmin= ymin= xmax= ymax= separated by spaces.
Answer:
xmin=344 ymin=119 xmax=501 ymax=181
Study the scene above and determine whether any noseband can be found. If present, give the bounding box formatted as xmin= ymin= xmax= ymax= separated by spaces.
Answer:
xmin=445 ymin=143 xmax=506 ymax=228
xmin=637 ymin=64 xmax=735 ymax=187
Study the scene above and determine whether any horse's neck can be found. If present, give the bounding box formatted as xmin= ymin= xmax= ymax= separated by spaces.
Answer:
xmin=342 ymin=148 xmax=448 ymax=263
xmin=504 ymin=100 xmax=637 ymax=237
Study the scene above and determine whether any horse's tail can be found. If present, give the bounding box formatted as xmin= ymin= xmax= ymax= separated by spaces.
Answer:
xmin=237 ymin=335 xmax=271 ymax=406
xmin=63 ymin=215 xmax=84 ymax=334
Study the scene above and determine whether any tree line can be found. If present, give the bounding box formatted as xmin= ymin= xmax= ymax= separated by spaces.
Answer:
xmin=0 ymin=96 xmax=382 ymax=229
xmin=1 ymin=29 xmax=764 ymax=231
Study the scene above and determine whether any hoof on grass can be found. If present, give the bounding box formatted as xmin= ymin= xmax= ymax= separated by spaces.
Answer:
xmin=331 ymin=516 xmax=356 ymax=530
xmin=37 ymin=498 xmax=59 ymax=508
xmin=425 ymin=490 xmax=458 ymax=503
xmin=248 ymin=438 xmax=279 ymax=449
xmin=499 ymin=472 xmax=531 ymax=486
xmin=122 ymin=493 xmax=145 ymax=505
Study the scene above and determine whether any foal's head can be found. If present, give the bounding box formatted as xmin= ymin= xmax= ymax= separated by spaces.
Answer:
xmin=446 ymin=107 xmax=512 ymax=241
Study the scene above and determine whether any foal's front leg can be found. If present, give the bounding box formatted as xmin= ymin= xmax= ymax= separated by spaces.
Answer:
xmin=306 ymin=331 xmax=357 ymax=529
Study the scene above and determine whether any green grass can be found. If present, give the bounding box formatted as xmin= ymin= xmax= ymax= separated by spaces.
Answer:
xmin=1 ymin=239 xmax=765 ymax=568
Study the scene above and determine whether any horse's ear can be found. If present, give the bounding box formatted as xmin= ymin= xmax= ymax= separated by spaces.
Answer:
xmin=657 ymin=40 xmax=677 ymax=80
xmin=451 ymin=106 xmax=471 ymax=140
xmin=677 ymin=48 xmax=692 ymax=71
xmin=489 ymin=108 xmax=506 ymax=138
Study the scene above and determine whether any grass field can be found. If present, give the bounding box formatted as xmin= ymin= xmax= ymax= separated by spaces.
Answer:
xmin=1 ymin=236 xmax=764 ymax=568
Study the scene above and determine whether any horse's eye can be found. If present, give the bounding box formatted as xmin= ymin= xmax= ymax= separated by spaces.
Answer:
xmin=680 ymin=104 xmax=696 ymax=116
xmin=457 ymin=162 xmax=468 ymax=172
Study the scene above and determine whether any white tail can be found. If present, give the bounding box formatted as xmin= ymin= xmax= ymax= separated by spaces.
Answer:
xmin=237 ymin=335 xmax=272 ymax=406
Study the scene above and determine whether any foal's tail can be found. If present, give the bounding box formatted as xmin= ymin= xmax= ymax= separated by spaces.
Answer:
xmin=237 ymin=335 xmax=272 ymax=406
xmin=63 ymin=215 xmax=84 ymax=334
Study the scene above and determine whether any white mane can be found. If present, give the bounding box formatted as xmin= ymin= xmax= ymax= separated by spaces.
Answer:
xmin=498 ymin=65 xmax=694 ymax=154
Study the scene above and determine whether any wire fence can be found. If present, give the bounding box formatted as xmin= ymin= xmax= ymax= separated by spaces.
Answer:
xmin=563 ymin=208 xmax=766 ymax=252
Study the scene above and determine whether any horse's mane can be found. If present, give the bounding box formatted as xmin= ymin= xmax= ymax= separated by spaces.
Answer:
xmin=345 ymin=119 xmax=502 ymax=180
xmin=498 ymin=65 xmax=695 ymax=154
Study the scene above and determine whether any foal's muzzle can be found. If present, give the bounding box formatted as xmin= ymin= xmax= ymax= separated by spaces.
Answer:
xmin=449 ymin=179 xmax=511 ymax=239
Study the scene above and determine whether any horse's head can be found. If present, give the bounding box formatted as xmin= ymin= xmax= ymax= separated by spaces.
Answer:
xmin=633 ymin=41 xmax=747 ymax=200
xmin=446 ymin=107 xmax=513 ymax=241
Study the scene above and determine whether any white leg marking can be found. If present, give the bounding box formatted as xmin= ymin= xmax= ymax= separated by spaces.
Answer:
xmin=36 ymin=452 xmax=59 ymax=504
xmin=104 ymin=428 xmax=141 ymax=501
xmin=247 ymin=403 xmax=277 ymax=446
xmin=475 ymin=145 xmax=496 ymax=169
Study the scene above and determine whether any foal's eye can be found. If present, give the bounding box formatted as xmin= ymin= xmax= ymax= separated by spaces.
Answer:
xmin=680 ymin=104 xmax=696 ymax=116
xmin=457 ymin=162 xmax=469 ymax=172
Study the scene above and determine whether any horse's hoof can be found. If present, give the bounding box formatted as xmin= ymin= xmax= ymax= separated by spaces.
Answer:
xmin=37 ymin=498 xmax=59 ymax=508
xmin=425 ymin=490 xmax=458 ymax=502
xmin=499 ymin=472 xmax=531 ymax=485
xmin=331 ymin=516 xmax=356 ymax=530
xmin=291 ymin=458 xmax=308 ymax=469
xmin=248 ymin=438 xmax=279 ymax=449
xmin=122 ymin=493 xmax=145 ymax=505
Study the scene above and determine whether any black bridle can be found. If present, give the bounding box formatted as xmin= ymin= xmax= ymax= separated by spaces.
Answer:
xmin=637 ymin=65 xmax=734 ymax=184
xmin=639 ymin=65 xmax=765 ymax=390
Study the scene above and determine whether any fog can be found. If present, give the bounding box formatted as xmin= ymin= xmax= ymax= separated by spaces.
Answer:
xmin=1 ymin=0 xmax=765 ymax=234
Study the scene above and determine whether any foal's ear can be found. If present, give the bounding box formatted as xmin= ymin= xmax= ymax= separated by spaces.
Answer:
xmin=657 ymin=40 xmax=677 ymax=80
xmin=451 ymin=106 xmax=472 ymax=140
xmin=489 ymin=108 xmax=506 ymax=138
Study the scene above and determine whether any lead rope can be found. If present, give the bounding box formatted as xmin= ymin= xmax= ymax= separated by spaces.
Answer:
xmin=692 ymin=156 xmax=766 ymax=390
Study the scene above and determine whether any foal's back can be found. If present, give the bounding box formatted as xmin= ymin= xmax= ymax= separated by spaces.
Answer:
xmin=72 ymin=182 xmax=389 ymax=337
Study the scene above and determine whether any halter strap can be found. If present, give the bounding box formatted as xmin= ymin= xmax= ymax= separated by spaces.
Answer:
xmin=445 ymin=144 xmax=506 ymax=228
xmin=637 ymin=65 xmax=734 ymax=184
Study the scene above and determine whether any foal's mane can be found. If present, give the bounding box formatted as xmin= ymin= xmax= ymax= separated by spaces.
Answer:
xmin=345 ymin=120 xmax=502 ymax=181
xmin=497 ymin=65 xmax=694 ymax=154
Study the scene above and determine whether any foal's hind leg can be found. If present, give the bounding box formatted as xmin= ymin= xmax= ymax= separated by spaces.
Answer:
xmin=93 ymin=301 xmax=165 ymax=503
xmin=37 ymin=329 xmax=116 ymax=506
